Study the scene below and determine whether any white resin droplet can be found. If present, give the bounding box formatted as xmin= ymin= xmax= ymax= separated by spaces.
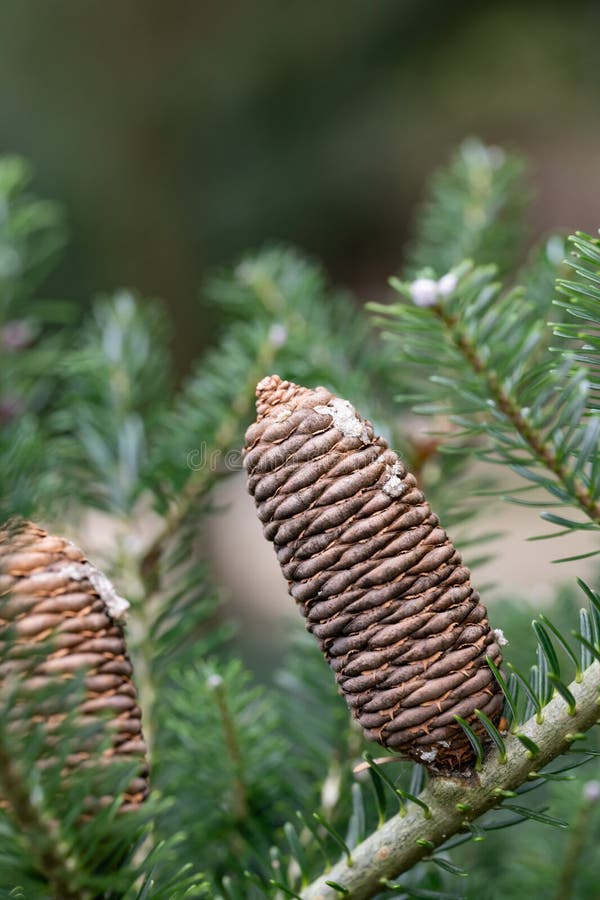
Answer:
xmin=314 ymin=398 xmax=370 ymax=443
xmin=56 ymin=561 xmax=129 ymax=620
xmin=382 ymin=461 xmax=406 ymax=498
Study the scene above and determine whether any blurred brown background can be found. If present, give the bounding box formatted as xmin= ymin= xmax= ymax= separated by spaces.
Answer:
xmin=2 ymin=0 xmax=599 ymax=660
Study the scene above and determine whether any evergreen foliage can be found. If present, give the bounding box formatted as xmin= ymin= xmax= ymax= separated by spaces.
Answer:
xmin=1 ymin=139 xmax=599 ymax=899
xmin=404 ymin=139 xmax=526 ymax=278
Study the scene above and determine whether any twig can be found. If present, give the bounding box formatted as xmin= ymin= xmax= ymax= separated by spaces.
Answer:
xmin=129 ymin=329 xmax=279 ymax=744
xmin=139 ymin=330 xmax=278 ymax=587
xmin=210 ymin=675 xmax=248 ymax=822
xmin=302 ymin=663 xmax=600 ymax=900
xmin=437 ymin=306 xmax=600 ymax=524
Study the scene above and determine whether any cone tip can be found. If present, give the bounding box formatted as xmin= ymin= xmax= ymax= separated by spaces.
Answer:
xmin=256 ymin=373 xmax=284 ymax=398
xmin=254 ymin=375 xmax=335 ymax=421
xmin=255 ymin=374 xmax=301 ymax=418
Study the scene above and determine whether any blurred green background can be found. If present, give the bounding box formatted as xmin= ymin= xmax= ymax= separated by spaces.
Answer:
xmin=1 ymin=0 xmax=600 ymax=370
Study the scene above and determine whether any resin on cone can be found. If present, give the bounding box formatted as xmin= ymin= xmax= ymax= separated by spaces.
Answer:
xmin=0 ymin=519 xmax=148 ymax=810
xmin=244 ymin=375 xmax=504 ymax=774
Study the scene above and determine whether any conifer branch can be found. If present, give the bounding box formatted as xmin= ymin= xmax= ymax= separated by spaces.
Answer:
xmin=0 ymin=740 xmax=90 ymax=900
xmin=405 ymin=139 xmax=526 ymax=277
xmin=302 ymin=663 xmax=600 ymax=900
xmin=140 ymin=369 xmax=263 ymax=590
xmin=133 ymin=326 xmax=279 ymax=741
xmin=435 ymin=304 xmax=600 ymax=524
xmin=141 ymin=304 xmax=283 ymax=589
xmin=209 ymin=674 xmax=248 ymax=823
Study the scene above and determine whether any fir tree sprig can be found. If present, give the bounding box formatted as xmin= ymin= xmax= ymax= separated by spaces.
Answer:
xmin=432 ymin=283 xmax=600 ymax=525
xmin=370 ymin=257 xmax=600 ymax=542
xmin=301 ymin=662 xmax=600 ymax=900
xmin=152 ymin=658 xmax=295 ymax=890
xmin=0 ymin=730 xmax=90 ymax=900
xmin=0 ymin=156 xmax=67 ymax=307
xmin=555 ymin=230 xmax=600 ymax=412
xmin=404 ymin=138 xmax=527 ymax=278
xmin=56 ymin=290 xmax=171 ymax=515
xmin=0 ymin=673 xmax=155 ymax=898
xmin=0 ymin=157 xmax=74 ymax=521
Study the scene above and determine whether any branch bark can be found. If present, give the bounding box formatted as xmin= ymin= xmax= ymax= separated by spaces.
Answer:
xmin=302 ymin=662 xmax=600 ymax=900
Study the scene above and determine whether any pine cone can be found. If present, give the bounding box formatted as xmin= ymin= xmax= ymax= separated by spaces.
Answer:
xmin=244 ymin=375 xmax=504 ymax=775
xmin=0 ymin=519 xmax=148 ymax=810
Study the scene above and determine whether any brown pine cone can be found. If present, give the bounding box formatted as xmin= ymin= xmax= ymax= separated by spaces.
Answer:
xmin=0 ymin=519 xmax=148 ymax=811
xmin=244 ymin=375 xmax=504 ymax=775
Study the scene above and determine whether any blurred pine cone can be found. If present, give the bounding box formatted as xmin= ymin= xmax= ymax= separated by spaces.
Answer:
xmin=0 ymin=519 xmax=148 ymax=810
xmin=244 ymin=375 xmax=504 ymax=775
